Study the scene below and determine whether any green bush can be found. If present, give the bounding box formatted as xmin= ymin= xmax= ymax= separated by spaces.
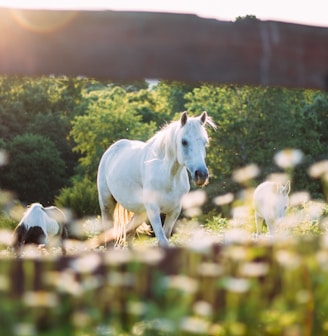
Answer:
xmin=55 ymin=178 xmax=99 ymax=218
xmin=0 ymin=133 xmax=66 ymax=204
xmin=0 ymin=211 xmax=17 ymax=230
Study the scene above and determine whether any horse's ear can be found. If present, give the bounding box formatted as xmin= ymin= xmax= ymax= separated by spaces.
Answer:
xmin=200 ymin=111 xmax=207 ymax=125
xmin=280 ymin=181 xmax=291 ymax=195
xmin=180 ymin=111 xmax=188 ymax=127
xmin=284 ymin=180 xmax=291 ymax=195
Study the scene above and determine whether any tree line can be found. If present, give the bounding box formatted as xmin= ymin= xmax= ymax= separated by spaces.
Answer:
xmin=0 ymin=76 xmax=327 ymax=218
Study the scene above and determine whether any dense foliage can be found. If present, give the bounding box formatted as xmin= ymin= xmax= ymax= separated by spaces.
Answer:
xmin=0 ymin=76 xmax=327 ymax=217
xmin=0 ymin=133 xmax=65 ymax=204
xmin=185 ymin=86 xmax=327 ymax=196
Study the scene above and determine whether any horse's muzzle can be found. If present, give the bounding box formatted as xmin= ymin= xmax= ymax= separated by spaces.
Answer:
xmin=194 ymin=168 xmax=209 ymax=186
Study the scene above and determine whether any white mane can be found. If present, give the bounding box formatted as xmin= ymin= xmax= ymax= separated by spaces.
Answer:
xmin=147 ymin=120 xmax=180 ymax=160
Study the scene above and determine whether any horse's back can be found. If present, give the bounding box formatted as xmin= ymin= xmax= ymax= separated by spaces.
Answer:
xmin=43 ymin=206 xmax=66 ymax=224
xmin=97 ymin=139 xmax=147 ymax=209
xmin=254 ymin=181 xmax=276 ymax=199
xmin=99 ymin=139 xmax=145 ymax=167
xmin=21 ymin=204 xmax=59 ymax=236
xmin=20 ymin=203 xmax=44 ymax=229
xmin=98 ymin=139 xmax=146 ymax=180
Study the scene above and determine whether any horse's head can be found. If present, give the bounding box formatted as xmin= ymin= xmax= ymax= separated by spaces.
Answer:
xmin=176 ymin=111 xmax=215 ymax=186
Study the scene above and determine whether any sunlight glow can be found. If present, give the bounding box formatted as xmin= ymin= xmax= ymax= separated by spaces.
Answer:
xmin=11 ymin=10 xmax=78 ymax=32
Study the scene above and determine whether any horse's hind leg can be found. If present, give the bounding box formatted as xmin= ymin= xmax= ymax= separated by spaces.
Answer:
xmin=254 ymin=213 xmax=263 ymax=236
xmin=89 ymin=192 xmax=116 ymax=249
xmin=255 ymin=212 xmax=262 ymax=236
xmin=12 ymin=224 xmax=27 ymax=257
xmin=125 ymin=213 xmax=148 ymax=247
xmin=89 ymin=212 xmax=147 ymax=249
xmin=266 ymin=219 xmax=275 ymax=235
xmin=97 ymin=184 xmax=117 ymax=248
xmin=60 ymin=222 xmax=68 ymax=255
xmin=98 ymin=188 xmax=117 ymax=231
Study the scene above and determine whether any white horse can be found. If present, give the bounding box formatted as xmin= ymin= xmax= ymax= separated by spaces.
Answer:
xmin=253 ymin=180 xmax=291 ymax=234
xmin=12 ymin=203 xmax=68 ymax=255
xmin=96 ymin=111 xmax=216 ymax=247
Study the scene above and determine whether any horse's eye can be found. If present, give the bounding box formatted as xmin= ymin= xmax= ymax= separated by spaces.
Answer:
xmin=182 ymin=139 xmax=188 ymax=146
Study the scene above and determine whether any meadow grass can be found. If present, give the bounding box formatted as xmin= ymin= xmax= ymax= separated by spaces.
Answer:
xmin=0 ymin=154 xmax=327 ymax=335
xmin=0 ymin=201 xmax=327 ymax=335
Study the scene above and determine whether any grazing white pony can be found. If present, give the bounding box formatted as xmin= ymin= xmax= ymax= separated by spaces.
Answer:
xmin=253 ymin=180 xmax=290 ymax=234
xmin=96 ymin=111 xmax=216 ymax=247
xmin=13 ymin=203 xmax=68 ymax=255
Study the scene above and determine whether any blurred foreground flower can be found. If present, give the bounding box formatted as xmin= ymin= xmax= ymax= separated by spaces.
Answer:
xmin=233 ymin=164 xmax=259 ymax=184
xmin=274 ymin=149 xmax=303 ymax=169
xmin=289 ymin=191 xmax=310 ymax=207
xmin=193 ymin=300 xmax=213 ymax=317
xmin=23 ymin=290 xmax=58 ymax=308
xmin=222 ymin=277 xmax=250 ymax=293
xmin=0 ymin=229 xmax=14 ymax=246
xmin=0 ymin=149 xmax=8 ymax=167
xmin=0 ymin=274 xmax=9 ymax=290
xmin=213 ymin=193 xmax=234 ymax=206
xmin=70 ymin=252 xmax=102 ymax=273
xmin=275 ymin=250 xmax=301 ymax=269
xmin=308 ymin=160 xmax=328 ymax=179
xmin=239 ymin=262 xmax=269 ymax=277
xmin=180 ymin=316 xmax=210 ymax=334
xmin=267 ymin=172 xmax=290 ymax=184
xmin=181 ymin=190 xmax=207 ymax=217
xmin=224 ymin=228 xmax=252 ymax=244
xmin=13 ymin=323 xmax=35 ymax=336
xmin=165 ymin=275 xmax=198 ymax=293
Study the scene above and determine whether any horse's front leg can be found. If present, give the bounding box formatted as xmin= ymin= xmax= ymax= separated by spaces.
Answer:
xmin=145 ymin=204 xmax=169 ymax=247
xmin=163 ymin=208 xmax=181 ymax=239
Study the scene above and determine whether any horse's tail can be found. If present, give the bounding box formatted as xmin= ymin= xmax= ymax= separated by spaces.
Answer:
xmin=113 ymin=203 xmax=133 ymax=247
xmin=113 ymin=204 xmax=152 ymax=246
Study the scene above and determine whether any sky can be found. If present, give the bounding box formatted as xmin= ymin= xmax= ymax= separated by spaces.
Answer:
xmin=0 ymin=0 xmax=327 ymax=27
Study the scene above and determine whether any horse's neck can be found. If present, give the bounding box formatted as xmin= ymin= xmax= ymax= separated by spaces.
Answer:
xmin=147 ymin=126 xmax=185 ymax=179
xmin=153 ymin=125 xmax=181 ymax=166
